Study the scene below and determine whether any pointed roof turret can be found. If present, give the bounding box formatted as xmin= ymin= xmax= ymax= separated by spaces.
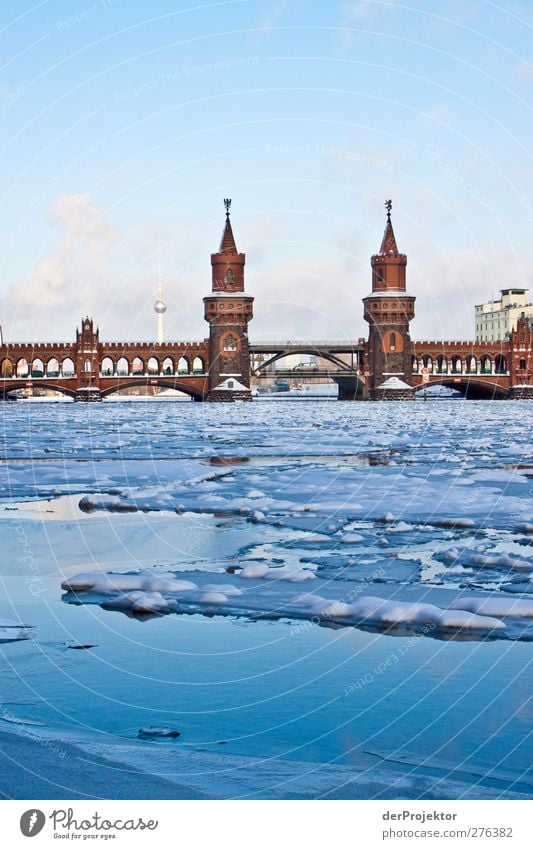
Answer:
xmin=379 ymin=199 xmax=398 ymax=255
xmin=219 ymin=198 xmax=237 ymax=253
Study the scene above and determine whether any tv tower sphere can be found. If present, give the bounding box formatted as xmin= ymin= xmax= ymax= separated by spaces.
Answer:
xmin=154 ymin=298 xmax=167 ymax=314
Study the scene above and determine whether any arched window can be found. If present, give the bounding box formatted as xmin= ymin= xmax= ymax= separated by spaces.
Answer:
xmin=412 ymin=356 xmax=418 ymax=372
xmin=192 ymin=356 xmax=204 ymax=373
xmin=1 ymin=358 xmax=13 ymax=377
xmin=101 ymin=357 xmax=114 ymax=376
xmin=223 ymin=333 xmax=238 ymax=352
xmin=116 ymin=357 xmax=128 ymax=376
xmin=224 ymin=268 xmax=234 ymax=285
xmin=31 ymin=358 xmax=44 ymax=377
xmin=46 ymin=358 xmax=59 ymax=377
xmin=62 ymin=358 xmax=75 ymax=376
xmin=132 ymin=357 xmax=144 ymax=375
xmin=519 ymin=358 xmax=526 ymax=370
xmin=147 ymin=357 xmax=159 ymax=374
xmin=84 ymin=360 xmax=92 ymax=373
xmin=177 ymin=357 xmax=189 ymax=374
xmin=389 ymin=332 xmax=396 ymax=351
xmin=162 ymin=357 xmax=173 ymax=375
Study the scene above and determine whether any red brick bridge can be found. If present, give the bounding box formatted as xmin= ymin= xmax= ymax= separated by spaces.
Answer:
xmin=1 ymin=203 xmax=531 ymax=401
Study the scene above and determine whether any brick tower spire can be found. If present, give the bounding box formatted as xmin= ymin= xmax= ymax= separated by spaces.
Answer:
xmin=363 ymin=201 xmax=416 ymax=400
xmin=204 ymin=200 xmax=254 ymax=401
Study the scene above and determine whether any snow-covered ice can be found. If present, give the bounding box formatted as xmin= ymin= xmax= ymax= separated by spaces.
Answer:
xmin=1 ymin=399 xmax=532 ymax=799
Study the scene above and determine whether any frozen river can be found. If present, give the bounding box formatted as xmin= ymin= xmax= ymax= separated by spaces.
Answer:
xmin=0 ymin=399 xmax=532 ymax=799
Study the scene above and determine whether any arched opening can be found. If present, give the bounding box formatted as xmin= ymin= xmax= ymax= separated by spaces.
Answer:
xmin=451 ymin=356 xmax=462 ymax=374
xmin=62 ymin=357 xmax=75 ymax=377
xmin=467 ymin=356 xmax=477 ymax=374
xmin=116 ymin=357 xmax=128 ymax=376
xmin=31 ymin=358 xmax=44 ymax=377
xmin=84 ymin=360 xmax=92 ymax=373
xmin=412 ymin=356 xmax=418 ymax=372
xmin=192 ymin=356 xmax=205 ymax=373
xmin=101 ymin=356 xmax=114 ymax=376
xmin=422 ymin=355 xmax=433 ymax=373
xmin=177 ymin=356 xmax=190 ymax=375
xmin=389 ymin=332 xmax=396 ymax=351
xmin=46 ymin=357 xmax=60 ymax=377
xmin=436 ymin=355 xmax=447 ymax=374
xmin=147 ymin=356 xmax=159 ymax=375
xmin=224 ymin=268 xmax=234 ymax=285
xmin=519 ymin=358 xmax=527 ymax=370
xmin=17 ymin=358 xmax=30 ymax=378
xmin=100 ymin=381 xmax=203 ymax=402
xmin=495 ymin=354 xmax=506 ymax=374
xmin=222 ymin=334 xmax=238 ymax=352
xmin=162 ymin=356 xmax=174 ymax=375
xmin=1 ymin=358 xmax=13 ymax=378
xmin=480 ymin=355 xmax=491 ymax=374
xmin=132 ymin=357 xmax=144 ymax=375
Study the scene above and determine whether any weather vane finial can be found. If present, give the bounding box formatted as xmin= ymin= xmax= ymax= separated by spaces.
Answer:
xmin=385 ymin=199 xmax=392 ymax=221
xmin=224 ymin=198 xmax=232 ymax=218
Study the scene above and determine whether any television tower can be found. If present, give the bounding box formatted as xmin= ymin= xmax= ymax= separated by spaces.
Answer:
xmin=154 ymin=247 xmax=167 ymax=344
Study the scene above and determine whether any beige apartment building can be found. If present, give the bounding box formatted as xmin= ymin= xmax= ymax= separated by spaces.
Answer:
xmin=475 ymin=288 xmax=533 ymax=342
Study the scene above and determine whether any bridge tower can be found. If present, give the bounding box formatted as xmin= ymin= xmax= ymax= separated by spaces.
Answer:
xmin=363 ymin=202 xmax=416 ymax=400
xmin=204 ymin=200 xmax=254 ymax=401
xmin=75 ymin=317 xmax=101 ymax=401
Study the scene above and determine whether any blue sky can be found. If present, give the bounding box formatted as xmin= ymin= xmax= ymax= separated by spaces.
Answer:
xmin=1 ymin=0 xmax=532 ymax=342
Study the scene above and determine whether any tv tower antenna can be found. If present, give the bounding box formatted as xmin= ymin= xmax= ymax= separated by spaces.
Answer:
xmin=154 ymin=246 xmax=167 ymax=344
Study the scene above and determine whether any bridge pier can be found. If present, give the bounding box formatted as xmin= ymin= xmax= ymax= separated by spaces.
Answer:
xmin=74 ymin=388 xmax=102 ymax=402
xmin=335 ymin=376 xmax=367 ymax=400
xmin=508 ymin=385 xmax=533 ymax=400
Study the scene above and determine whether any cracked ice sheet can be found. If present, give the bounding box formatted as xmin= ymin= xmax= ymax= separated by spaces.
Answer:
xmin=5 ymin=459 xmax=529 ymax=531
xmin=61 ymin=567 xmax=533 ymax=641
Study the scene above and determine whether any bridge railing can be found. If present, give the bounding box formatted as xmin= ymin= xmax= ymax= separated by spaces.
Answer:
xmin=250 ymin=339 xmax=366 ymax=348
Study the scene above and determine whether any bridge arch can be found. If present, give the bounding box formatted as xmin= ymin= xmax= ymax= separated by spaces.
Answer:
xmin=421 ymin=376 xmax=508 ymax=399
xmin=100 ymin=379 xmax=205 ymax=401
xmin=255 ymin=348 xmax=356 ymax=373
xmin=0 ymin=381 xmax=77 ymax=399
